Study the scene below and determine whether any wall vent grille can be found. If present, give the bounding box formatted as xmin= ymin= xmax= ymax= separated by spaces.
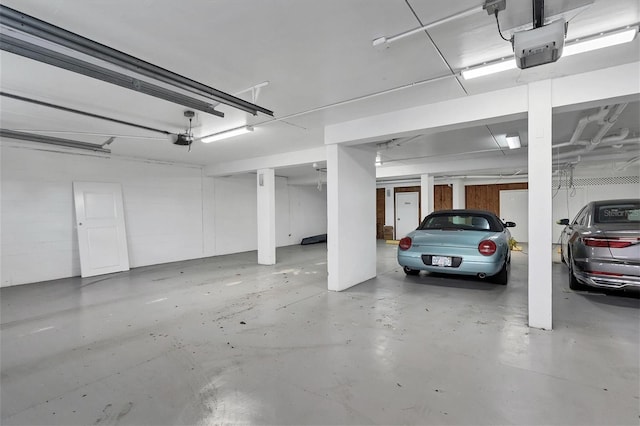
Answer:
xmin=553 ymin=176 xmax=639 ymax=188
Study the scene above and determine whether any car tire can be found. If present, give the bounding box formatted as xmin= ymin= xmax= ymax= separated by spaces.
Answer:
xmin=568 ymin=252 xmax=586 ymax=291
xmin=403 ymin=266 xmax=419 ymax=276
xmin=492 ymin=260 xmax=508 ymax=285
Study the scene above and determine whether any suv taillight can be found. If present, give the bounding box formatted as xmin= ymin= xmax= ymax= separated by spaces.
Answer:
xmin=582 ymin=237 xmax=635 ymax=248
xmin=399 ymin=237 xmax=412 ymax=250
xmin=478 ymin=240 xmax=497 ymax=256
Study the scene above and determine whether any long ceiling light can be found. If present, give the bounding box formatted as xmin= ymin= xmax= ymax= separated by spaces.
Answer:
xmin=563 ymin=27 xmax=638 ymax=57
xmin=201 ymin=126 xmax=254 ymax=143
xmin=461 ymin=25 xmax=638 ymax=80
xmin=0 ymin=5 xmax=273 ymax=117
xmin=0 ymin=129 xmax=111 ymax=153
xmin=461 ymin=59 xmax=517 ymax=80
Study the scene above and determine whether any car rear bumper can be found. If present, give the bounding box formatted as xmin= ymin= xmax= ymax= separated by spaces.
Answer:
xmin=398 ymin=251 xmax=504 ymax=276
xmin=573 ymin=257 xmax=640 ymax=289
xmin=574 ymin=270 xmax=640 ymax=289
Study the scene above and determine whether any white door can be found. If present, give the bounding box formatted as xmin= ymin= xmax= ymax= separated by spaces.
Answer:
xmin=73 ymin=182 xmax=130 ymax=277
xmin=499 ymin=189 xmax=528 ymax=243
xmin=395 ymin=192 xmax=419 ymax=239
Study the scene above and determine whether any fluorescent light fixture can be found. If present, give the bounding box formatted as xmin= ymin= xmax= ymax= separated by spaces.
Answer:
xmin=201 ymin=125 xmax=253 ymax=143
xmin=460 ymin=25 xmax=638 ymax=80
xmin=564 ymin=27 xmax=638 ymax=57
xmin=0 ymin=129 xmax=111 ymax=153
xmin=375 ymin=152 xmax=382 ymax=166
xmin=505 ymin=134 xmax=521 ymax=149
xmin=461 ymin=59 xmax=517 ymax=80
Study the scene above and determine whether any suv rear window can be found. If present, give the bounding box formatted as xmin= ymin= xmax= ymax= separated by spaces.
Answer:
xmin=596 ymin=203 xmax=640 ymax=223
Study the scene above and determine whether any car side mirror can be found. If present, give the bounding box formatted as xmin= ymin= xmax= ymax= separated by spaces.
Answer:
xmin=504 ymin=221 xmax=516 ymax=227
xmin=556 ymin=219 xmax=570 ymax=225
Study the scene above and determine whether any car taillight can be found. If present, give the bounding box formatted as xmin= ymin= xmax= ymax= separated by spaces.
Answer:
xmin=399 ymin=237 xmax=412 ymax=250
xmin=478 ymin=240 xmax=496 ymax=256
xmin=591 ymin=271 xmax=624 ymax=277
xmin=582 ymin=237 xmax=636 ymax=248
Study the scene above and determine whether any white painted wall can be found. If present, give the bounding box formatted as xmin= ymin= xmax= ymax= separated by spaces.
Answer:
xmin=211 ymin=174 xmax=257 ymax=256
xmin=288 ymin=184 xmax=327 ymax=245
xmin=1 ymin=143 xmax=327 ymax=287
xmin=500 ymin=189 xmax=529 ymax=242
xmin=552 ymin=179 xmax=639 ymax=243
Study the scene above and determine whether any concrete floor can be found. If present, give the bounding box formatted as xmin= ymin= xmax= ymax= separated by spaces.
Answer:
xmin=1 ymin=242 xmax=638 ymax=425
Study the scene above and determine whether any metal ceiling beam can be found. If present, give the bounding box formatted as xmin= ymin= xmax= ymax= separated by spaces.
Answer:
xmin=0 ymin=34 xmax=225 ymax=118
xmin=0 ymin=4 xmax=274 ymax=117
xmin=0 ymin=129 xmax=111 ymax=153
xmin=533 ymin=0 xmax=544 ymax=28
xmin=1 ymin=92 xmax=173 ymax=136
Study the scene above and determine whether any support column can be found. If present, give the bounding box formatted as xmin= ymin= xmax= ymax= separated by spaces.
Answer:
xmin=384 ymin=185 xmax=394 ymax=228
xmin=452 ymin=179 xmax=465 ymax=209
xmin=257 ymin=168 xmax=276 ymax=265
xmin=420 ymin=174 xmax=434 ymax=219
xmin=327 ymin=145 xmax=376 ymax=291
xmin=528 ymin=80 xmax=553 ymax=330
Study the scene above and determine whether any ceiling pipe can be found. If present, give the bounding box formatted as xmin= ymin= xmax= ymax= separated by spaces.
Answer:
xmin=616 ymin=156 xmax=640 ymax=171
xmin=372 ymin=4 xmax=483 ymax=48
xmin=585 ymin=127 xmax=629 ymax=151
xmin=1 ymin=91 xmax=173 ymax=137
xmin=588 ymin=103 xmax=628 ymax=148
xmin=555 ymin=128 xmax=633 ymax=149
xmin=553 ymin=137 xmax=640 ymax=161
xmin=568 ymin=106 xmax=609 ymax=145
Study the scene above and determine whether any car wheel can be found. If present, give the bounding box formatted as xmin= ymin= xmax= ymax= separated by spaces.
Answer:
xmin=568 ymin=252 xmax=586 ymax=290
xmin=403 ymin=266 xmax=419 ymax=276
xmin=492 ymin=260 xmax=508 ymax=285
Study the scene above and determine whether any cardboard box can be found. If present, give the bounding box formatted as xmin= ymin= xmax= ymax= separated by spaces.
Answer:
xmin=383 ymin=226 xmax=394 ymax=240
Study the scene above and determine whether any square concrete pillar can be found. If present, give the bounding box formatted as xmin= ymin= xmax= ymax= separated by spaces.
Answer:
xmin=257 ymin=168 xmax=276 ymax=265
xmin=327 ymin=145 xmax=376 ymax=291
xmin=420 ymin=174 xmax=434 ymax=219
xmin=452 ymin=179 xmax=465 ymax=209
xmin=528 ymin=80 xmax=553 ymax=330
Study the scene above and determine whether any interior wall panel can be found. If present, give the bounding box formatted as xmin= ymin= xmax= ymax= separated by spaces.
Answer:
xmin=0 ymin=143 xmax=328 ymax=287
xmin=434 ymin=184 xmax=452 ymax=211
xmin=376 ymin=188 xmax=385 ymax=239
xmin=465 ymin=183 xmax=529 ymax=216
xmin=551 ymin=180 xmax=640 ymax=243
xmin=288 ymin=184 xmax=327 ymax=245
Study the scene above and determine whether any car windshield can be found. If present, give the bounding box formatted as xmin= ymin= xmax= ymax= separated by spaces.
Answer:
xmin=595 ymin=202 xmax=640 ymax=224
xmin=420 ymin=214 xmax=496 ymax=231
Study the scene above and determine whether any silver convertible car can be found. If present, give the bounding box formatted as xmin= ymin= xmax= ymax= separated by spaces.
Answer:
xmin=558 ymin=199 xmax=640 ymax=290
xmin=397 ymin=209 xmax=515 ymax=285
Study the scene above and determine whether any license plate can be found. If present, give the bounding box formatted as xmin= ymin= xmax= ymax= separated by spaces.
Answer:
xmin=432 ymin=256 xmax=452 ymax=267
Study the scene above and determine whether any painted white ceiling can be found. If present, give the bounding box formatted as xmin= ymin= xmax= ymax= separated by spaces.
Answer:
xmin=0 ymin=0 xmax=638 ymax=181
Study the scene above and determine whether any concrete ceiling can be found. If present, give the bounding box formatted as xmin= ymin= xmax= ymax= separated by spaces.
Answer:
xmin=0 ymin=0 xmax=638 ymax=182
